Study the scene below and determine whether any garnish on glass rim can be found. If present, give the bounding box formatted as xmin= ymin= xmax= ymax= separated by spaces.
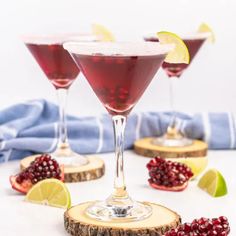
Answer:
xmin=157 ymin=31 xmax=190 ymax=64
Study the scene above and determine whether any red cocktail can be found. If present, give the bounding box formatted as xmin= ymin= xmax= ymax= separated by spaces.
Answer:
xmin=26 ymin=43 xmax=79 ymax=89
xmin=64 ymin=42 xmax=173 ymax=222
xmin=145 ymin=33 xmax=208 ymax=147
xmin=73 ymin=54 xmax=165 ymax=116
xmin=24 ymin=34 xmax=96 ymax=166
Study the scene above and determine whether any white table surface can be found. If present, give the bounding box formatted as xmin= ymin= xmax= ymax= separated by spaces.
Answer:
xmin=0 ymin=150 xmax=235 ymax=235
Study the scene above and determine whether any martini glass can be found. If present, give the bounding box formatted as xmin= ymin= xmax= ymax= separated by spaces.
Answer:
xmin=24 ymin=34 xmax=96 ymax=166
xmin=64 ymin=41 xmax=173 ymax=222
xmin=145 ymin=33 xmax=209 ymax=147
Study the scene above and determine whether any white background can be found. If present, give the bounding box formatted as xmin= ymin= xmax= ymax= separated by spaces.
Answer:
xmin=0 ymin=1 xmax=235 ymax=235
xmin=0 ymin=0 xmax=235 ymax=116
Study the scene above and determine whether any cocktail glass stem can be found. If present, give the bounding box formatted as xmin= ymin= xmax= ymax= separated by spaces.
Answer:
xmin=86 ymin=115 xmax=152 ymax=221
xmin=166 ymin=78 xmax=178 ymax=138
xmin=52 ymin=88 xmax=88 ymax=166
xmin=152 ymin=77 xmax=193 ymax=147
xmin=57 ymin=88 xmax=70 ymax=149
xmin=112 ymin=115 xmax=127 ymax=199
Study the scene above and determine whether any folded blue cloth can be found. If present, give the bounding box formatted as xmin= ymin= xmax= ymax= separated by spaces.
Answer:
xmin=0 ymin=99 xmax=234 ymax=163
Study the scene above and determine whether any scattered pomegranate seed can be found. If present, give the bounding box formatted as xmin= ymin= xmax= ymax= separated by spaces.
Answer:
xmin=164 ymin=216 xmax=230 ymax=236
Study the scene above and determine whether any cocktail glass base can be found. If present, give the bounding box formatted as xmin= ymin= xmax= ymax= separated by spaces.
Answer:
xmin=86 ymin=196 xmax=152 ymax=222
xmin=152 ymin=135 xmax=193 ymax=147
xmin=152 ymin=126 xmax=193 ymax=147
xmin=52 ymin=143 xmax=88 ymax=167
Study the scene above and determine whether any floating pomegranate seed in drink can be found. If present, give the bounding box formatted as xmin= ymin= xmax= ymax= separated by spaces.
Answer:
xmin=71 ymin=53 xmax=165 ymax=116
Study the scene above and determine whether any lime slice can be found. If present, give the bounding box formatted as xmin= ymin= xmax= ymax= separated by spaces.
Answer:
xmin=157 ymin=31 xmax=190 ymax=64
xmin=198 ymin=169 xmax=227 ymax=197
xmin=25 ymin=179 xmax=71 ymax=208
xmin=170 ymin=157 xmax=208 ymax=179
xmin=92 ymin=23 xmax=115 ymax=42
xmin=198 ymin=23 xmax=215 ymax=43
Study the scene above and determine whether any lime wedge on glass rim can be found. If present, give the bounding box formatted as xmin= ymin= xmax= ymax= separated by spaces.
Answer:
xmin=157 ymin=31 xmax=190 ymax=64
xmin=25 ymin=179 xmax=71 ymax=209
xmin=198 ymin=169 xmax=227 ymax=197
xmin=198 ymin=23 xmax=215 ymax=43
xmin=92 ymin=23 xmax=115 ymax=42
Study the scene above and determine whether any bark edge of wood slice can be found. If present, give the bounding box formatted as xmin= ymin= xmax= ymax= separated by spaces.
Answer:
xmin=64 ymin=201 xmax=181 ymax=236
xmin=20 ymin=155 xmax=105 ymax=183
xmin=134 ymin=137 xmax=208 ymax=158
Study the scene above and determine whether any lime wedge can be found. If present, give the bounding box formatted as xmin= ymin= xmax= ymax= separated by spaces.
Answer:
xmin=25 ymin=179 xmax=71 ymax=208
xmin=92 ymin=23 xmax=115 ymax=42
xmin=198 ymin=23 xmax=215 ymax=43
xmin=157 ymin=31 xmax=190 ymax=64
xmin=170 ymin=157 xmax=208 ymax=179
xmin=198 ymin=169 xmax=227 ymax=197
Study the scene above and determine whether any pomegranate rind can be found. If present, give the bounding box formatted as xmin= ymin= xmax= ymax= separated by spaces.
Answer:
xmin=149 ymin=181 xmax=188 ymax=192
xmin=9 ymin=176 xmax=31 ymax=194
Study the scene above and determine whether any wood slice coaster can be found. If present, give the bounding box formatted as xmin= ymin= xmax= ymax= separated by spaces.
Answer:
xmin=64 ymin=201 xmax=181 ymax=236
xmin=134 ymin=137 xmax=208 ymax=158
xmin=20 ymin=155 xmax=105 ymax=183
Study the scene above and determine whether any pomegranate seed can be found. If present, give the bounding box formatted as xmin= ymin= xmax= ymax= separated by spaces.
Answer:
xmin=164 ymin=217 xmax=230 ymax=236
xmin=147 ymin=157 xmax=193 ymax=191
xmin=16 ymin=154 xmax=61 ymax=185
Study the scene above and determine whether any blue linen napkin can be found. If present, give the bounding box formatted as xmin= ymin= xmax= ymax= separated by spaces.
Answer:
xmin=0 ymin=99 xmax=235 ymax=163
